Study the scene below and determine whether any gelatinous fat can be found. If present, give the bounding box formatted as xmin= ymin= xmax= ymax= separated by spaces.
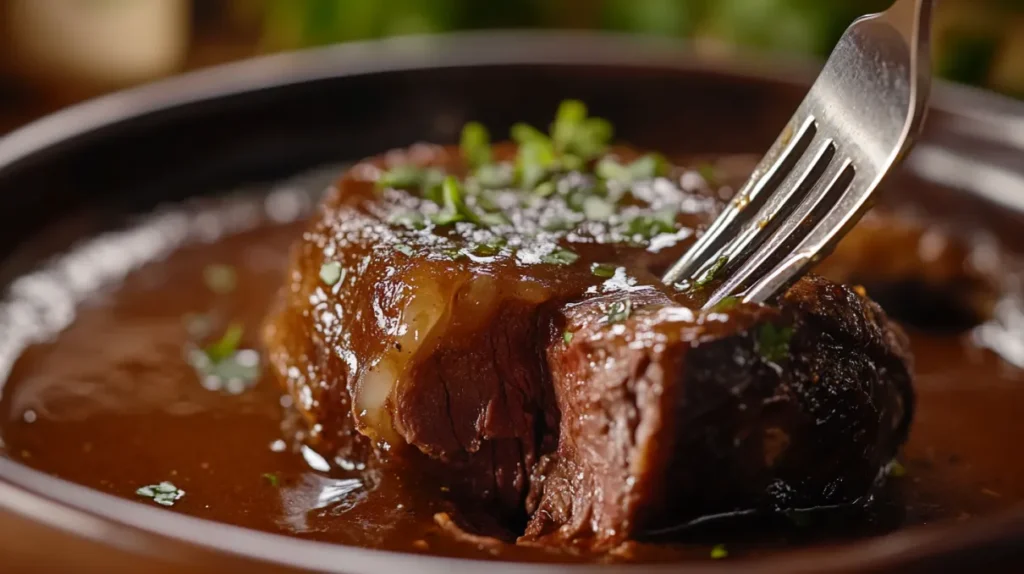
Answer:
xmin=353 ymin=272 xmax=459 ymax=447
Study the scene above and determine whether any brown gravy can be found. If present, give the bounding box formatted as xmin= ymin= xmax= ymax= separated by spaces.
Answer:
xmin=1 ymin=187 xmax=1023 ymax=564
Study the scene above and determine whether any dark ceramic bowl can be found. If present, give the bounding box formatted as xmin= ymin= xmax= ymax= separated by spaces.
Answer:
xmin=2 ymin=32 xmax=1024 ymax=574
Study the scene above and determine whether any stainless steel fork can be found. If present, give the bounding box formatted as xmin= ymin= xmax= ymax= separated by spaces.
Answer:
xmin=662 ymin=0 xmax=933 ymax=309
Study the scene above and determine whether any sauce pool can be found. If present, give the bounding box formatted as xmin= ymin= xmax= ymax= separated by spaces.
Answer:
xmin=0 ymin=187 xmax=1023 ymax=564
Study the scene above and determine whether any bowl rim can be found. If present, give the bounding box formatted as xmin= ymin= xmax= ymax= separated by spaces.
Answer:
xmin=2 ymin=30 xmax=1024 ymax=573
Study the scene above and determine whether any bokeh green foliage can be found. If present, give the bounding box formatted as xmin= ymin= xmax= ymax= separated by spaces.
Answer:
xmin=259 ymin=0 xmax=1024 ymax=96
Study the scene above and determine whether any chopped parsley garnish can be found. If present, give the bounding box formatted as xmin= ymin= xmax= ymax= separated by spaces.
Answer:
xmin=262 ymin=472 xmax=281 ymax=487
xmin=474 ymin=162 xmax=515 ymax=189
xmin=757 ymin=323 xmax=794 ymax=363
xmin=377 ymin=165 xmax=446 ymax=202
xmin=440 ymin=246 xmax=465 ymax=260
xmin=420 ymin=168 xmax=447 ymax=203
xmin=582 ymin=196 xmax=614 ymax=221
xmin=377 ymin=165 xmax=426 ymax=189
xmin=472 ymin=237 xmax=506 ymax=257
xmin=136 ymin=482 xmax=185 ymax=507
xmin=394 ymin=244 xmax=415 ymax=257
xmin=319 ymin=261 xmax=342 ymax=286
xmin=605 ymin=299 xmax=632 ymax=324
xmin=624 ymin=208 xmax=678 ymax=239
xmin=550 ymin=99 xmax=612 ymax=160
xmin=388 ymin=210 xmax=427 ymax=230
xmin=460 ymin=121 xmax=492 ymax=169
xmin=205 ymin=322 xmax=244 ymax=363
xmin=626 ymin=153 xmax=669 ymax=180
xmin=511 ymin=123 xmax=548 ymax=145
xmin=595 ymin=156 xmax=633 ymax=182
xmin=431 ymin=175 xmax=506 ymax=227
xmin=888 ymin=459 xmax=907 ymax=478
xmin=711 ymin=296 xmax=741 ymax=312
xmin=563 ymin=330 xmax=574 ymax=344
xmin=710 ymin=544 xmax=728 ymax=559
xmin=591 ymin=263 xmax=617 ymax=278
xmin=432 ymin=176 xmax=469 ymax=225
xmin=532 ymin=181 xmax=556 ymax=198
xmin=693 ymin=255 xmax=729 ymax=288
xmin=697 ymin=163 xmax=718 ymax=185
xmin=203 ymin=263 xmax=236 ymax=295
xmin=188 ymin=322 xmax=260 ymax=394
xmin=516 ymin=137 xmax=557 ymax=190
xmin=541 ymin=248 xmax=580 ymax=266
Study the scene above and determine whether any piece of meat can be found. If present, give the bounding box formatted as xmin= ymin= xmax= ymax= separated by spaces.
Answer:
xmin=522 ymin=275 xmax=912 ymax=549
xmin=262 ymin=140 xmax=914 ymax=549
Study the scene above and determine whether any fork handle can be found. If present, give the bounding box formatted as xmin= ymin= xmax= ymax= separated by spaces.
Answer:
xmin=875 ymin=0 xmax=933 ymax=65
xmin=870 ymin=0 xmax=935 ymax=149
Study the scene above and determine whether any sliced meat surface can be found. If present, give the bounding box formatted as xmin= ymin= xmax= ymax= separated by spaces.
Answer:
xmin=523 ymin=275 xmax=912 ymax=549
xmin=262 ymin=129 xmax=914 ymax=549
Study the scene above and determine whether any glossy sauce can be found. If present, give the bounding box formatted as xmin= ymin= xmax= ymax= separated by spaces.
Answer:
xmin=1 ymin=184 xmax=1023 ymax=564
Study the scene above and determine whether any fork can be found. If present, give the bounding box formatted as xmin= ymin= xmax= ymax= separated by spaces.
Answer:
xmin=662 ymin=0 xmax=933 ymax=309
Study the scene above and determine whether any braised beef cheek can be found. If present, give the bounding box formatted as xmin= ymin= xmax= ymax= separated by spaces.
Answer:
xmin=261 ymin=144 xmax=914 ymax=550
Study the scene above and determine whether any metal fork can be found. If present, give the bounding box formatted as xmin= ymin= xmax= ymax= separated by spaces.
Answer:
xmin=662 ymin=0 xmax=933 ymax=309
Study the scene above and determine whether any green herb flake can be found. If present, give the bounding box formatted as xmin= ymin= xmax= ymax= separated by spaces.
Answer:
xmin=516 ymin=138 xmax=557 ymax=190
xmin=591 ymin=263 xmax=617 ymax=278
xmin=710 ymin=544 xmax=728 ymax=560
xmin=551 ymin=99 xmax=588 ymax=151
xmin=136 ymin=481 xmax=185 ymax=507
xmin=440 ymin=247 xmax=465 ymax=260
xmin=711 ymin=296 xmax=741 ymax=312
xmin=757 ymin=323 xmax=794 ymax=363
xmin=472 ymin=237 xmax=507 ymax=257
xmin=511 ymin=123 xmax=549 ymax=145
xmin=533 ymin=181 xmax=556 ymax=198
xmin=319 ymin=261 xmax=343 ymax=286
xmin=377 ymin=165 xmax=425 ymax=190
xmin=582 ymin=196 xmax=615 ymax=221
xmin=888 ymin=459 xmax=907 ymax=478
xmin=563 ymin=330 xmax=574 ymax=345
xmin=475 ymin=162 xmax=515 ymax=189
xmin=596 ymin=157 xmax=632 ymax=182
xmin=628 ymin=153 xmax=668 ymax=180
xmin=605 ymin=299 xmax=633 ymax=324
xmin=262 ymin=472 xmax=281 ymax=487
xmin=420 ymin=168 xmax=447 ymax=203
xmin=697 ymin=163 xmax=718 ymax=185
xmin=550 ymin=100 xmax=612 ymax=160
xmin=394 ymin=244 xmax=415 ymax=257
xmin=693 ymin=256 xmax=729 ymax=288
xmin=477 ymin=211 xmax=510 ymax=227
xmin=203 ymin=263 xmax=236 ymax=295
xmin=460 ymin=121 xmax=492 ymax=169
xmin=625 ymin=208 xmax=678 ymax=239
xmin=205 ymin=322 xmax=244 ymax=364
xmin=388 ymin=210 xmax=427 ymax=230
xmin=541 ymin=248 xmax=580 ymax=266
xmin=431 ymin=176 xmax=468 ymax=225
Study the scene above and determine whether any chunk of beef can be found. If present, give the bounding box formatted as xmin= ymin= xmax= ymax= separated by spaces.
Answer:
xmin=262 ymin=142 xmax=914 ymax=548
xmin=522 ymin=275 xmax=912 ymax=549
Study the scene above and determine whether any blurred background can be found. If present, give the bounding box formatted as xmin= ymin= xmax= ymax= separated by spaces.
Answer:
xmin=2 ymin=0 xmax=1024 ymax=133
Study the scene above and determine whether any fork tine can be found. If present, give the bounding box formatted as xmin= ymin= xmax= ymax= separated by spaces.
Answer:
xmin=701 ymin=135 xmax=835 ymax=278
xmin=705 ymin=157 xmax=857 ymax=309
xmin=660 ymin=115 xmax=818 ymax=286
xmin=740 ymin=165 xmax=870 ymax=305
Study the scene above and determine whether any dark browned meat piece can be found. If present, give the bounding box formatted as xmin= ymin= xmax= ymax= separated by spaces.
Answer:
xmin=262 ymin=140 xmax=914 ymax=549
xmin=522 ymin=276 xmax=912 ymax=548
